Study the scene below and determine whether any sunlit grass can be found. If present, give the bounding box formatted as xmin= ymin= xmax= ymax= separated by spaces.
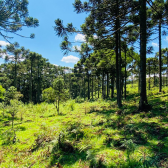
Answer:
xmin=0 ymin=83 xmax=168 ymax=167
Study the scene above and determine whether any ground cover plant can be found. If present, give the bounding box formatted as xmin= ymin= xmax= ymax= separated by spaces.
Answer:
xmin=0 ymin=83 xmax=168 ymax=168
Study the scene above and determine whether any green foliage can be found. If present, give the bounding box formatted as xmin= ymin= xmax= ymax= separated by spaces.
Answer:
xmin=0 ymin=0 xmax=39 ymax=39
xmin=1 ymin=129 xmax=16 ymax=145
xmin=53 ymin=77 xmax=66 ymax=98
xmin=42 ymin=87 xmax=55 ymax=103
xmin=0 ymin=85 xmax=5 ymax=101
xmin=0 ymin=101 xmax=6 ymax=116
xmin=75 ymin=96 xmax=84 ymax=103
xmin=7 ymin=100 xmax=22 ymax=128
xmin=53 ymin=77 xmax=69 ymax=114
xmin=4 ymin=86 xmax=23 ymax=104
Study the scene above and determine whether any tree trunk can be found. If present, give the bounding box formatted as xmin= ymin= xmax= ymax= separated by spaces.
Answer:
xmin=159 ymin=21 xmax=162 ymax=92
xmin=84 ymin=77 xmax=85 ymax=100
xmin=88 ymin=72 xmax=90 ymax=100
xmin=148 ymin=61 xmax=150 ymax=90
xmin=102 ymin=70 xmax=105 ymax=99
xmin=167 ymin=49 xmax=168 ymax=86
xmin=69 ymin=74 xmax=71 ymax=99
xmin=138 ymin=70 xmax=140 ymax=93
xmin=14 ymin=59 xmax=17 ymax=89
xmin=95 ymin=76 xmax=96 ymax=98
xmin=118 ymin=18 xmax=122 ymax=107
xmin=107 ymin=72 xmax=109 ymax=98
xmin=98 ymin=77 xmax=100 ymax=98
xmin=139 ymin=0 xmax=148 ymax=111
xmin=29 ymin=60 xmax=33 ymax=102
xmin=115 ymin=0 xmax=122 ymax=107
xmin=154 ymin=72 xmax=156 ymax=87
xmin=124 ymin=48 xmax=127 ymax=99
xmin=37 ymin=62 xmax=40 ymax=103
xmin=111 ymin=74 xmax=114 ymax=98
xmin=122 ymin=77 xmax=124 ymax=95
xmin=92 ymin=75 xmax=93 ymax=99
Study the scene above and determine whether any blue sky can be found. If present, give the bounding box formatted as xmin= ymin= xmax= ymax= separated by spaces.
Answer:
xmin=0 ymin=0 xmax=88 ymax=67
xmin=0 ymin=0 xmax=168 ymax=67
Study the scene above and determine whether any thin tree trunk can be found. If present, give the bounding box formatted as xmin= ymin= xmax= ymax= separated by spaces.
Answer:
xmin=159 ymin=21 xmax=162 ymax=92
xmin=115 ymin=0 xmax=121 ymax=107
xmin=102 ymin=70 xmax=105 ymax=99
xmin=148 ymin=61 xmax=150 ymax=90
xmin=37 ymin=62 xmax=40 ymax=103
xmin=121 ymin=76 xmax=123 ymax=95
xmin=118 ymin=19 xmax=122 ymax=107
xmin=107 ymin=72 xmax=109 ymax=98
xmin=167 ymin=48 xmax=168 ymax=86
xmin=14 ymin=59 xmax=17 ymax=88
xmin=154 ymin=72 xmax=156 ymax=87
xmin=69 ymin=74 xmax=71 ymax=99
xmin=29 ymin=59 xmax=33 ymax=102
xmin=88 ymin=72 xmax=90 ymax=100
xmin=95 ymin=76 xmax=96 ymax=99
xmin=139 ymin=0 xmax=148 ymax=111
xmin=138 ymin=70 xmax=140 ymax=93
xmin=98 ymin=77 xmax=100 ymax=98
xmin=84 ymin=77 xmax=85 ymax=100
xmin=111 ymin=74 xmax=114 ymax=98
xmin=124 ymin=48 xmax=127 ymax=99
xmin=92 ymin=75 xmax=93 ymax=99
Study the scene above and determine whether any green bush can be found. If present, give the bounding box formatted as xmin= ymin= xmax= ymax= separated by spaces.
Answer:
xmin=42 ymin=87 xmax=55 ymax=103
xmin=4 ymin=86 xmax=23 ymax=104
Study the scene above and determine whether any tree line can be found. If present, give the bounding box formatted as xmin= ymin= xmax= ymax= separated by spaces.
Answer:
xmin=0 ymin=0 xmax=168 ymax=112
xmin=54 ymin=0 xmax=168 ymax=111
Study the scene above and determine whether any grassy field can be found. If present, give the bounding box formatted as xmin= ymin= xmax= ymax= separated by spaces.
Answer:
xmin=0 ymin=84 xmax=168 ymax=167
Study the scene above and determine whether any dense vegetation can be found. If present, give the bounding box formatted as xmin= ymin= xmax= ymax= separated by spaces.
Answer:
xmin=1 ymin=84 xmax=168 ymax=167
xmin=0 ymin=0 xmax=168 ymax=167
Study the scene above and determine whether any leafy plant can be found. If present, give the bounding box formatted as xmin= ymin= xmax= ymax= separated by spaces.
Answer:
xmin=69 ymin=100 xmax=75 ymax=111
xmin=138 ymin=147 xmax=165 ymax=168
xmin=4 ymin=86 xmax=23 ymax=104
xmin=53 ymin=77 xmax=69 ymax=115
xmin=42 ymin=87 xmax=55 ymax=103
xmin=1 ymin=129 xmax=16 ymax=145
xmin=121 ymin=139 xmax=136 ymax=166
xmin=7 ymin=100 xmax=21 ymax=128
xmin=0 ymin=102 xmax=6 ymax=117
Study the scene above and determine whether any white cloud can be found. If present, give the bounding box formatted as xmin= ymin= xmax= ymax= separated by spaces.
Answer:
xmin=64 ymin=69 xmax=72 ymax=73
xmin=0 ymin=53 xmax=13 ymax=60
xmin=61 ymin=55 xmax=79 ymax=63
xmin=53 ymin=64 xmax=58 ymax=66
xmin=0 ymin=53 xmax=25 ymax=62
xmin=75 ymin=34 xmax=86 ymax=42
xmin=93 ymin=35 xmax=98 ymax=39
xmin=152 ymin=42 xmax=158 ymax=47
xmin=0 ymin=41 xmax=10 ymax=46
xmin=165 ymin=36 xmax=168 ymax=41
xmin=74 ymin=34 xmax=98 ymax=43
xmin=72 ymin=45 xmax=81 ymax=51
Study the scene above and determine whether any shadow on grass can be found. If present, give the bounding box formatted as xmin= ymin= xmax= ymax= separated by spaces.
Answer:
xmin=125 ymin=93 xmax=140 ymax=101
xmin=49 ymin=144 xmax=87 ymax=167
xmin=91 ymin=109 xmax=116 ymax=116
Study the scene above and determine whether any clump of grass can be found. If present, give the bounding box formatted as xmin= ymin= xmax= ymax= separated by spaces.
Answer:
xmin=68 ymin=100 xmax=75 ymax=111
